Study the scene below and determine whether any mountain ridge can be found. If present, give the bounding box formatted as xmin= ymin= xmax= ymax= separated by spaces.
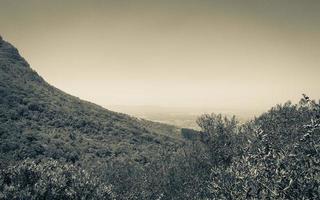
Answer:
xmin=0 ymin=37 xmax=183 ymax=167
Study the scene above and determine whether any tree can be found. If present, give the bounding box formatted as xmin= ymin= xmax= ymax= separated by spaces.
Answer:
xmin=196 ymin=113 xmax=242 ymax=167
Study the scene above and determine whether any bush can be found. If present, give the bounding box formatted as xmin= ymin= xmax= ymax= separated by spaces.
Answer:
xmin=208 ymin=95 xmax=320 ymax=199
xmin=0 ymin=159 xmax=115 ymax=200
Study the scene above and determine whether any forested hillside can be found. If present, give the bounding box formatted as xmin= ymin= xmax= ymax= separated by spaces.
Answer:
xmin=0 ymin=38 xmax=319 ymax=199
xmin=0 ymin=38 xmax=185 ymax=198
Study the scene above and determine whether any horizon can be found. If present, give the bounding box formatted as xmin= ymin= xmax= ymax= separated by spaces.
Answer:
xmin=1 ymin=0 xmax=320 ymax=113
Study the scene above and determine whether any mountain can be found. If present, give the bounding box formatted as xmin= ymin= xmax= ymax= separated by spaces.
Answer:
xmin=0 ymin=37 xmax=183 ymax=168
xmin=1 ymin=37 xmax=319 ymax=200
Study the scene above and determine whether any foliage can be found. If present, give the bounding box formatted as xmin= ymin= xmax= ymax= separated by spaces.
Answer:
xmin=197 ymin=113 xmax=244 ymax=167
xmin=209 ymin=95 xmax=320 ymax=199
xmin=0 ymin=159 xmax=115 ymax=200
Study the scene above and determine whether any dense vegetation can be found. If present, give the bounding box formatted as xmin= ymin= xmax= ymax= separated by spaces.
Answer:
xmin=0 ymin=38 xmax=319 ymax=199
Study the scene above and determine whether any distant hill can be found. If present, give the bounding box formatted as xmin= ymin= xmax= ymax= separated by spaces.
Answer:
xmin=108 ymin=105 xmax=262 ymax=130
xmin=0 ymin=37 xmax=183 ymax=168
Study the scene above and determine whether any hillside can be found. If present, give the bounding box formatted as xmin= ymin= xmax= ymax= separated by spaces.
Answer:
xmin=0 ymin=37 xmax=183 ymax=169
xmin=1 ymin=37 xmax=319 ymax=199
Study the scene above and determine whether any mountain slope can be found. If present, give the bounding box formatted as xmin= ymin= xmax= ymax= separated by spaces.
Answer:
xmin=0 ymin=37 xmax=183 ymax=167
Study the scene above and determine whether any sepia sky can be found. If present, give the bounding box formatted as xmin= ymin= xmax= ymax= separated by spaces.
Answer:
xmin=1 ymin=0 xmax=320 ymax=112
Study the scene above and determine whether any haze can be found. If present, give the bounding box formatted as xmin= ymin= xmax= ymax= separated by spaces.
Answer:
xmin=1 ymin=0 xmax=320 ymax=114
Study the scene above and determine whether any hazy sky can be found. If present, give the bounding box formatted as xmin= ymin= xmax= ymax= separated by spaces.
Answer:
xmin=1 ymin=0 xmax=320 ymax=111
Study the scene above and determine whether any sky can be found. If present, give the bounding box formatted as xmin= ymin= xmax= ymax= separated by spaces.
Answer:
xmin=1 ymin=0 xmax=320 ymax=113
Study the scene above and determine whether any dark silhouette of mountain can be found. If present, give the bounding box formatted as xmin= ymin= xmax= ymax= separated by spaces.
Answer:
xmin=0 ymin=37 xmax=182 ymax=167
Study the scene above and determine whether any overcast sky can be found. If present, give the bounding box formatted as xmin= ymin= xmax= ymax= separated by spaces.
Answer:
xmin=1 ymin=0 xmax=320 ymax=111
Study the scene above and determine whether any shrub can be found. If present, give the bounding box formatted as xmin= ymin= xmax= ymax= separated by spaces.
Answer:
xmin=0 ymin=159 xmax=115 ymax=200
xmin=208 ymin=95 xmax=320 ymax=199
